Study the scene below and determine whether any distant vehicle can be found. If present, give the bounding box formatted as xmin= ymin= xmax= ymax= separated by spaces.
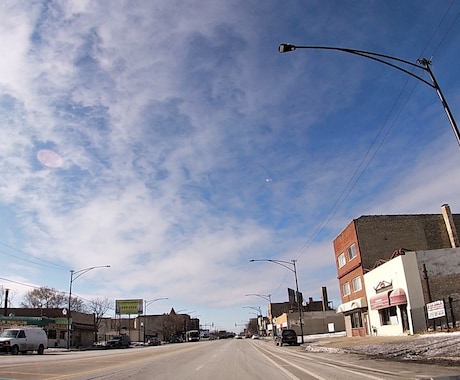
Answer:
xmin=169 ymin=334 xmax=183 ymax=343
xmin=185 ymin=330 xmax=200 ymax=342
xmin=200 ymin=329 xmax=210 ymax=340
xmin=106 ymin=335 xmax=131 ymax=349
xmin=0 ymin=327 xmax=48 ymax=355
xmin=251 ymin=334 xmax=259 ymax=340
xmin=275 ymin=329 xmax=298 ymax=346
xmin=147 ymin=337 xmax=161 ymax=346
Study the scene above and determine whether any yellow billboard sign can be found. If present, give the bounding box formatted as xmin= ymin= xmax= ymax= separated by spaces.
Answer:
xmin=115 ymin=299 xmax=143 ymax=315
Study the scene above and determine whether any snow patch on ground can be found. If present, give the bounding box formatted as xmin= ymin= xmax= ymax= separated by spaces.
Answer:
xmin=304 ymin=332 xmax=460 ymax=364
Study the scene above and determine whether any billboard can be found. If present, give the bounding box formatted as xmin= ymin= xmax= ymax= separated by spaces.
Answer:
xmin=115 ymin=299 xmax=143 ymax=315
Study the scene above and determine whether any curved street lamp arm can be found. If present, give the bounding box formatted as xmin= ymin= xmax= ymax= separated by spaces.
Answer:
xmin=280 ymin=44 xmax=433 ymax=87
xmin=245 ymin=294 xmax=271 ymax=302
xmin=71 ymin=265 xmax=111 ymax=282
xmin=145 ymin=297 xmax=168 ymax=307
xmin=250 ymin=259 xmax=294 ymax=273
xmin=279 ymin=43 xmax=460 ymax=147
xmin=243 ymin=306 xmax=262 ymax=315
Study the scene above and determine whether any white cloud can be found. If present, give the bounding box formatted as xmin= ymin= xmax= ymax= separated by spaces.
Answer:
xmin=1 ymin=1 xmax=459 ymax=330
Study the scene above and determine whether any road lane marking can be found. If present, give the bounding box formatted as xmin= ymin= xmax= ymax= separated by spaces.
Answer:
xmin=195 ymin=365 xmax=204 ymax=371
xmin=256 ymin=342 xmax=394 ymax=380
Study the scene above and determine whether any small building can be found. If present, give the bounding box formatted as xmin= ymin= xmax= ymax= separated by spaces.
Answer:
xmin=364 ymin=247 xmax=460 ymax=336
xmin=274 ymin=310 xmax=345 ymax=336
xmin=1 ymin=308 xmax=96 ymax=348
xmin=102 ymin=309 xmax=199 ymax=343
xmin=270 ymin=287 xmax=345 ymax=337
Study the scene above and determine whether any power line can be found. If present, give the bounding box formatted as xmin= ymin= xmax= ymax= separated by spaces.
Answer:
xmin=0 ymin=241 xmax=68 ymax=271
xmin=294 ymin=4 xmax=459 ymax=263
xmin=0 ymin=277 xmax=41 ymax=289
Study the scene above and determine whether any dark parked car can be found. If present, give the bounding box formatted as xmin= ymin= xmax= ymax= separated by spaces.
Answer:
xmin=106 ymin=335 xmax=131 ymax=349
xmin=147 ymin=337 xmax=161 ymax=346
xmin=275 ymin=329 xmax=298 ymax=346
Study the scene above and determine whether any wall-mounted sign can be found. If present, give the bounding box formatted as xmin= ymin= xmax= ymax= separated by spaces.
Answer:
xmin=427 ymin=300 xmax=446 ymax=319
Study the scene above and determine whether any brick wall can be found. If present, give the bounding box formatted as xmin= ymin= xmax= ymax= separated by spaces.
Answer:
xmin=355 ymin=214 xmax=455 ymax=270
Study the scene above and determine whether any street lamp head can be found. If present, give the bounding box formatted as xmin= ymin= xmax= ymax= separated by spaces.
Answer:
xmin=278 ymin=43 xmax=296 ymax=53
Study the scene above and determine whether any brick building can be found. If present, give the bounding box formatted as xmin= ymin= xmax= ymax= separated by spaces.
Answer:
xmin=1 ymin=308 xmax=95 ymax=348
xmin=334 ymin=204 xmax=460 ymax=337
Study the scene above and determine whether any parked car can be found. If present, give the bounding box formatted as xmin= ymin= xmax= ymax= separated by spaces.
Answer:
xmin=169 ymin=335 xmax=183 ymax=343
xmin=147 ymin=337 xmax=161 ymax=346
xmin=275 ymin=329 xmax=298 ymax=346
xmin=251 ymin=334 xmax=259 ymax=340
xmin=0 ymin=327 xmax=48 ymax=355
xmin=106 ymin=335 xmax=131 ymax=349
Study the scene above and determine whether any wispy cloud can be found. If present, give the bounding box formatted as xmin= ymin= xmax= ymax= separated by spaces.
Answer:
xmin=0 ymin=0 xmax=459 ymax=330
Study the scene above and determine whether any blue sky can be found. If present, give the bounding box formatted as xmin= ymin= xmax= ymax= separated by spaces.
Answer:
xmin=1 ymin=1 xmax=459 ymax=332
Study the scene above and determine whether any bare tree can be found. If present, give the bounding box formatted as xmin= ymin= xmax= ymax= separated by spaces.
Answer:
xmin=21 ymin=286 xmax=86 ymax=312
xmin=21 ymin=286 xmax=66 ymax=308
xmin=87 ymin=297 xmax=112 ymax=341
xmin=246 ymin=318 xmax=259 ymax=336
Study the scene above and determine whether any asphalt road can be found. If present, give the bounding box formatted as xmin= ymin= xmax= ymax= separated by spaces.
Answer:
xmin=1 ymin=339 xmax=460 ymax=379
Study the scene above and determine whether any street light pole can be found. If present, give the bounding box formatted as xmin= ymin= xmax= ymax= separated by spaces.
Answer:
xmin=278 ymin=43 xmax=460 ymax=147
xmin=245 ymin=293 xmax=273 ymax=338
xmin=143 ymin=297 xmax=168 ymax=343
xmin=144 ymin=297 xmax=169 ymax=316
xmin=249 ymin=259 xmax=304 ymax=343
xmin=67 ymin=265 xmax=110 ymax=349
xmin=243 ymin=306 xmax=262 ymax=336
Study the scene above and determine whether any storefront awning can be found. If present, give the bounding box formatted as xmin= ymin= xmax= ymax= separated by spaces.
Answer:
xmin=72 ymin=323 xmax=96 ymax=331
xmin=390 ymin=288 xmax=407 ymax=306
xmin=370 ymin=292 xmax=390 ymax=310
xmin=337 ymin=297 xmax=367 ymax=313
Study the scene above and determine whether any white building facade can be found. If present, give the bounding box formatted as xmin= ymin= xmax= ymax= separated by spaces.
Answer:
xmin=363 ymin=251 xmax=427 ymax=336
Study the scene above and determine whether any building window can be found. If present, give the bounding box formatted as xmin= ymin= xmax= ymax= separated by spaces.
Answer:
xmin=379 ymin=306 xmax=398 ymax=325
xmin=347 ymin=243 xmax=357 ymax=260
xmin=47 ymin=329 xmax=57 ymax=339
xmin=342 ymin=282 xmax=351 ymax=296
xmin=352 ymin=276 xmax=362 ymax=292
xmin=350 ymin=311 xmax=363 ymax=328
xmin=337 ymin=252 xmax=346 ymax=268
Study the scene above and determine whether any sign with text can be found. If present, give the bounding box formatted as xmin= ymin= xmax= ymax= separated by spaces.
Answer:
xmin=115 ymin=299 xmax=143 ymax=315
xmin=427 ymin=300 xmax=446 ymax=319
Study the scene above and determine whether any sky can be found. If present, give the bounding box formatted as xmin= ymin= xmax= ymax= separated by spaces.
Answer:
xmin=0 ymin=0 xmax=459 ymax=333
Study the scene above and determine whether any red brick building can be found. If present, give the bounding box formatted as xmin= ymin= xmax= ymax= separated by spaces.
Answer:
xmin=334 ymin=204 xmax=460 ymax=337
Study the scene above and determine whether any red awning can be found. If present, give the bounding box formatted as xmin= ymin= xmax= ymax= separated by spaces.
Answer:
xmin=370 ymin=292 xmax=390 ymax=310
xmin=390 ymin=288 xmax=407 ymax=306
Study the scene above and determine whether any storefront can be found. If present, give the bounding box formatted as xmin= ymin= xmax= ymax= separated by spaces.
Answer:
xmin=337 ymin=297 xmax=368 ymax=336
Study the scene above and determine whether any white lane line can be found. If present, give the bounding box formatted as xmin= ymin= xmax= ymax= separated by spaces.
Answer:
xmin=249 ymin=343 xmax=300 ymax=379
xmin=258 ymin=344 xmax=386 ymax=380
xmin=195 ymin=365 xmax=204 ymax=371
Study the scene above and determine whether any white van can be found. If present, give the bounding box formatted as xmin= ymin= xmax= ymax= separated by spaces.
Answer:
xmin=0 ymin=327 xmax=48 ymax=355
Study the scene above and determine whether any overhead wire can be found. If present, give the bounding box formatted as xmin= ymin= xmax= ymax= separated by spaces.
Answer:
xmin=292 ymin=2 xmax=460 ymax=265
xmin=0 ymin=241 xmax=69 ymax=271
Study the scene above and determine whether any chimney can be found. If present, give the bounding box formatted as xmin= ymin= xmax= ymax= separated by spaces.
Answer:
xmin=441 ymin=204 xmax=459 ymax=248
xmin=321 ymin=286 xmax=329 ymax=311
